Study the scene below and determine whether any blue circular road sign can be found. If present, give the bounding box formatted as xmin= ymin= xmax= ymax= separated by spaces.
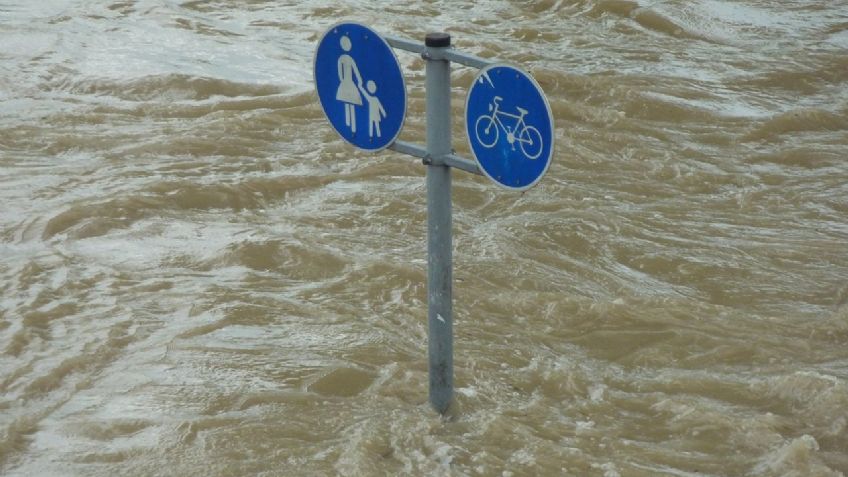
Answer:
xmin=314 ymin=23 xmax=406 ymax=152
xmin=465 ymin=64 xmax=554 ymax=190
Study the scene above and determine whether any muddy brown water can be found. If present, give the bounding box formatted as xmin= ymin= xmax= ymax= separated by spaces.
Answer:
xmin=1 ymin=1 xmax=847 ymax=475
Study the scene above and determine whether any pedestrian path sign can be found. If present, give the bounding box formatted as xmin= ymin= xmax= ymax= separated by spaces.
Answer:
xmin=465 ymin=64 xmax=554 ymax=190
xmin=314 ymin=22 xmax=406 ymax=151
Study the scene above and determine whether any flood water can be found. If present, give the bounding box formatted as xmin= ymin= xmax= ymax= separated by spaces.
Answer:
xmin=1 ymin=1 xmax=847 ymax=475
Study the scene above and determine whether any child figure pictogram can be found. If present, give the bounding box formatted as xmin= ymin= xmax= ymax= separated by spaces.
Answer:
xmin=360 ymin=80 xmax=387 ymax=138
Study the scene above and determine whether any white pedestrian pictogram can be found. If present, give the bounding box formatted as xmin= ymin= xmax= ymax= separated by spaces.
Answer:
xmin=335 ymin=36 xmax=387 ymax=138
xmin=361 ymin=80 xmax=386 ymax=138
xmin=474 ymin=96 xmax=543 ymax=160
xmin=336 ymin=35 xmax=363 ymax=133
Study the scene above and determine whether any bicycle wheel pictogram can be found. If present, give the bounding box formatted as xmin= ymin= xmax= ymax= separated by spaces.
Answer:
xmin=518 ymin=125 xmax=543 ymax=160
xmin=474 ymin=114 xmax=499 ymax=148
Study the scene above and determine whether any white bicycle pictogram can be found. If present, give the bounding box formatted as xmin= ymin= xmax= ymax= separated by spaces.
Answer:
xmin=474 ymin=96 xmax=543 ymax=160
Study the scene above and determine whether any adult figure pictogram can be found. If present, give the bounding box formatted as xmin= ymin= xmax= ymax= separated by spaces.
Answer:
xmin=336 ymin=35 xmax=363 ymax=133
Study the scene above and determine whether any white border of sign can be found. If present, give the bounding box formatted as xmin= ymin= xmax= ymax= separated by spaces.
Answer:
xmin=464 ymin=63 xmax=555 ymax=192
xmin=313 ymin=21 xmax=408 ymax=153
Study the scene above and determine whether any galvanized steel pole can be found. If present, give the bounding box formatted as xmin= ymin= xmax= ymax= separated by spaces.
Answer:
xmin=424 ymin=32 xmax=453 ymax=414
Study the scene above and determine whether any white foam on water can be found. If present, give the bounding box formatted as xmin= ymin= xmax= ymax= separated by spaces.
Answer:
xmin=753 ymin=434 xmax=843 ymax=477
xmin=826 ymin=29 xmax=848 ymax=49
xmin=589 ymin=383 xmax=606 ymax=402
xmin=456 ymin=386 xmax=478 ymax=398
xmin=592 ymin=462 xmax=621 ymax=477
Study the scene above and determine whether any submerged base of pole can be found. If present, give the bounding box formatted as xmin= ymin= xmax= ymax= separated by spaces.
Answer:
xmin=425 ymin=32 xmax=453 ymax=414
xmin=427 ymin=162 xmax=452 ymax=414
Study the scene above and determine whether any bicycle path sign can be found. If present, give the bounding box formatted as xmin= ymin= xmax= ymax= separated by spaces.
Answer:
xmin=314 ymin=22 xmax=406 ymax=151
xmin=465 ymin=64 xmax=554 ymax=190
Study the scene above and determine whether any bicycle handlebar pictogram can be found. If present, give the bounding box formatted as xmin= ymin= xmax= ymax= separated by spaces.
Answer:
xmin=474 ymin=96 xmax=543 ymax=160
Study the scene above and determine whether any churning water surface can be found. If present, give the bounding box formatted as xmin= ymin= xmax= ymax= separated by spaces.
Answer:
xmin=1 ymin=1 xmax=847 ymax=476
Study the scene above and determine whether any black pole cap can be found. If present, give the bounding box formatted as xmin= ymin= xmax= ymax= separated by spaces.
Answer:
xmin=425 ymin=32 xmax=451 ymax=48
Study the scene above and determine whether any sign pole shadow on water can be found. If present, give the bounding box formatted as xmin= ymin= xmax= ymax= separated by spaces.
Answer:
xmin=314 ymin=23 xmax=555 ymax=415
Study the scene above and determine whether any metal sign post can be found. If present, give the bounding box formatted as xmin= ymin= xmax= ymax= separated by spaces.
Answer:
xmin=314 ymin=24 xmax=555 ymax=415
xmin=423 ymin=33 xmax=453 ymax=414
